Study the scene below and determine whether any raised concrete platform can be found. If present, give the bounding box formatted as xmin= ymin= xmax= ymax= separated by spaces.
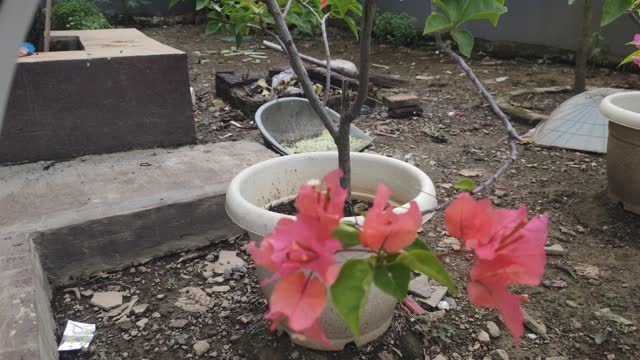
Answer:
xmin=1 ymin=29 xmax=195 ymax=165
xmin=0 ymin=141 xmax=274 ymax=359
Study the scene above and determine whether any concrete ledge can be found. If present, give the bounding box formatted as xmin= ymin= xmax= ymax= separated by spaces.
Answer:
xmin=1 ymin=29 xmax=194 ymax=165
xmin=0 ymin=141 xmax=274 ymax=359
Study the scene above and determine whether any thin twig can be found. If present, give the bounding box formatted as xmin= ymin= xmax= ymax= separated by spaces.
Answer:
xmin=264 ymin=0 xmax=338 ymax=137
xmin=282 ymin=0 xmax=294 ymax=18
xmin=298 ymin=1 xmax=332 ymax=105
xmin=253 ymin=22 xmax=288 ymax=57
xmin=420 ymin=3 xmax=521 ymax=214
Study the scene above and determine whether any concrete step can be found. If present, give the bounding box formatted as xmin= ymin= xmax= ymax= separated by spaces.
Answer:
xmin=0 ymin=141 xmax=273 ymax=359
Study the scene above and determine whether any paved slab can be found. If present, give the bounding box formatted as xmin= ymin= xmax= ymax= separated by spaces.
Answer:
xmin=0 ymin=140 xmax=274 ymax=359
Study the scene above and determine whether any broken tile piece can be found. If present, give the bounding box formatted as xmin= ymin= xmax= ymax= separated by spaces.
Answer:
xmin=89 ymin=291 xmax=123 ymax=310
xmin=408 ymin=275 xmax=432 ymax=299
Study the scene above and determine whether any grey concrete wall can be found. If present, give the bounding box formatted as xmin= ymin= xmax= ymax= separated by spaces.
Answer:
xmin=377 ymin=0 xmax=638 ymax=57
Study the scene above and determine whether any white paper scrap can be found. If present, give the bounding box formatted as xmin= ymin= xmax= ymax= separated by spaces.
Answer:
xmin=58 ymin=320 xmax=96 ymax=351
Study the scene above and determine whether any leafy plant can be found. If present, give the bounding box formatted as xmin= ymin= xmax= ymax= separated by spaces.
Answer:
xmin=373 ymin=12 xmax=418 ymax=47
xmin=424 ymin=0 xmax=508 ymax=57
xmin=52 ymin=0 xmax=112 ymax=30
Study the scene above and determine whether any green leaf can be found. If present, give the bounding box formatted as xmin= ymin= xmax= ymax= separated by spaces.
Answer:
xmin=195 ymin=0 xmax=209 ymax=11
xmin=626 ymin=40 xmax=640 ymax=46
xmin=568 ymin=0 xmax=576 ymax=4
xmin=206 ymin=22 xmax=222 ymax=35
xmin=331 ymin=259 xmax=373 ymax=338
xmin=619 ymin=49 xmax=640 ymax=65
xmin=404 ymin=238 xmax=431 ymax=252
xmin=343 ymin=16 xmax=359 ymax=40
xmin=332 ymin=222 xmax=361 ymax=248
xmin=434 ymin=0 xmax=466 ymax=22
xmin=454 ymin=178 xmax=475 ymax=191
xmin=331 ymin=0 xmax=353 ymax=18
xmin=373 ymin=263 xmax=411 ymax=301
xmin=424 ymin=13 xmax=452 ymax=34
xmin=460 ymin=0 xmax=508 ymax=26
xmin=601 ymin=0 xmax=634 ymax=26
xmin=451 ymin=29 xmax=474 ymax=57
xmin=168 ymin=0 xmax=181 ymax=8
xmin=396 ymin=250 xmax=457 ymax=293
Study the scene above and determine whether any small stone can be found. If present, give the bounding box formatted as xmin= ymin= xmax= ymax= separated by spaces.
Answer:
xmin=213 ymin=251 xmax=246 ymax=274
xmin=193 ymin=340 xmax=210 ymax=356
xmin=594 ymin=308 xmax=634 ymax=325
xmin=607 ymin=355 xmax=615 ymax=360
xmin=409 ymin=275 xmax=432 ymax=299
xmin=545 ymin=357 xmax=567 ymax=360
xmin=544 ymin=244 xmax=567 ymax=256
xmin=211 ymin=285 xmax=230 ymax=292
xmin=576 ymin=225 xmax=585 ymax=233
xmin=290 ymin=350 xmax=300 ymax=359
xmin=565 ymin=300 xmax=578 ymax=308
xmin=434 ymin=354 xmax=447 ymax=360
xmin=90 ymin=291 xmax=123 ymax=310
xmin=522 ymin=309 xmax=547 ymax=337
xmin=117 ymin=320 xmax=132 ymax=330
xmin=136 ymin=318 xmax=149 ymax=328
xmin=205 ymin=254 xmax=215 ymax=262
xmin=487 ymin=321 xmax=501 ymax=338
xmin=441 ymin=236 xmax=461 ymax=251
xmin=378 ymin=351 xmax=394 ymax=360
xmin=443 ymin=297 xmax=457 ymax=309
xmin=478 ymin=330 xmax=491 ymax=343
xmin=129 ymin=267 xmax=136 ymax=273
xmin=491 ymin=349 xmax=509 ymax=360
xmin=437 ymin=301 xmax=450 ymax=310
xmin=156 ymin=294 xmax=166 ymax=300
xmin=424 ymin=286 xmax=448 ymax=308
xmin=80 ymin=290 xmax=94 ymax=297
xmin=151 ymin=312 xmax=161 ymax=318
xmin=526 ymin=333 xmax=538 ymax=340
xmin=132 ymin=304 xmax=149 ymax=314
xmin=169 ymin=319 xmax=189 ymax=328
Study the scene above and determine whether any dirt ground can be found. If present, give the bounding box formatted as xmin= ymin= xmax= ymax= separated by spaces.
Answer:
xmin=53 ymin=25 xmax=640 ymax=360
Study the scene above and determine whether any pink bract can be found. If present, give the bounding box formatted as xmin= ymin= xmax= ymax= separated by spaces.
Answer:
xmin=360 ymin=183 xmax=422 ymax=253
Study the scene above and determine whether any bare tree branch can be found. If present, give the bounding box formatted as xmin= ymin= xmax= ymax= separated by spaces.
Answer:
xmin=421 ymin=33 xmax=520 ymax=215
xmin=344 ymin=0 xmax=375 ymax=124
xmin=282 ymin=0 xmax=294 ymax=18
xmin=264 ymin=0 xmax=338 ymax=137
xmin=298 ymin=1 xmax=332 ymax=106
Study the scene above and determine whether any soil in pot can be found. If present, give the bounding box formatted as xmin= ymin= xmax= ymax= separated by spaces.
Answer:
xmin=267 ymin=199 xmax=373 ymax=217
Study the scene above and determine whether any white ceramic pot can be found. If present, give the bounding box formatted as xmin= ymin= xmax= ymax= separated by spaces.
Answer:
xmin=599 ymin=91 xmax=640 ymax=214
xmin=225 ymin=152 xmax=437 ymax=350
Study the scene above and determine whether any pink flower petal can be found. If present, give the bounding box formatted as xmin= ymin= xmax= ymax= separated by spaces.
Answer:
xmin=266 ymin=272 xmax=327 ymax=332
xmin=467 ymin=280 xmax=524 ymax=341
xmin=634 ymin=34 xmax=640 ymax=49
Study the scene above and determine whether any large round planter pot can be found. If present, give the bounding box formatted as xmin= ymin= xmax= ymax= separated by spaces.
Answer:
xmin=600 ymin=91 xmax=640 ymax=214
xmin=225 ymin=152 xmax=437 ymax=350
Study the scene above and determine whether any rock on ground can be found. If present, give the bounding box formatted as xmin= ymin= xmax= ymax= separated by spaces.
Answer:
xmin=89 ymin=291 xmax=123 ymax=310
xmin=487 ymin=321 xmax=501 ymax=338
xmin=193 ymin=340 xmax=210 ymax=356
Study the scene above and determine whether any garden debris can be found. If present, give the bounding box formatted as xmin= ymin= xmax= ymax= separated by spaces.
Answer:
xmin=522 ymin=309 xmax=547 ymax=337
xmin=132 ymin=303 xmax=148 ymax=314
xmin=64 ymin=287 xmax=81 ymax=300
xmin=177 ymin=250 xmax=206 ymax=264
xmin=193 ymin=340 xmax=210 ymax=356
xmin=487 ymin=321 xmax=501 ymax=338
xmin=175 ymin=287 xmax=215 ymax=313
xmin=113 ymin=296 xmax=139 ymax=322
xmin=408 ymin=275 xmax=432 ymax=299
xmin=89 ymin=291 xmax=124 ymax=310
xmin=402 ymin=295 xmax=427 ymax=315
xmin=594 ymin=308 xmax=634 ymax=326
xmin=418 ymin=286 xmax=448 ymax=308
xmin=58 ymin=320 xmax=96 ymax=351
xmin=575 ymin=264 xmax=600 ymax=280
xmin=545 ymin=244 xmax=567 ymax=256
xmin=284 ymin=130 xmax=370 ymax=154
xmin=458 ymin=168 xmax=483 ymax=177
xmin=169 ymin=319 xmax=189 ymax=328
xmin=213 ymin=251 xmax=245 ymax=274
xmin=382 ymin=93 xmax=423 ymax=118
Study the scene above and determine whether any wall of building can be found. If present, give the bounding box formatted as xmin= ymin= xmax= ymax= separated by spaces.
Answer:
xmin=377 ymin=0 xmax=638 ymax=58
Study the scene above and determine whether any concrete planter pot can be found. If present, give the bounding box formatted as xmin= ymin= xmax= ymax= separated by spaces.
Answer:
xmin=599 ymin=91 xmax=640 ymax=214
xmin=225 ymin=152 xmax=437 ymax=350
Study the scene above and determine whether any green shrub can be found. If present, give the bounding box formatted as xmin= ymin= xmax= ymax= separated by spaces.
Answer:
xmin=52 ymin=0 xmax=111 ymax=30
xmin=373 ymin=12 xmax=417 ymax=47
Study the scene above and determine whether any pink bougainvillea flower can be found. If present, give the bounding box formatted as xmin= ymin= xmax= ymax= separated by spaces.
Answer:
xmin=634 ymin=34 xmax=640 ymax=48
xmin=250 ymin=215 xmax=342 ymax=285
xmin=265 ymin=272 xmax=331 ymax=347
xmin=633 ymin=56 xmax=640 ymax=67
xmin=445 ymin=192 xmax=548 ymax=341
xmin=360 ymin=183 xmax=422 ymax=253
xmin=295 ymin=168 xmax=348 ymax=232
xmin=445 ymin=192 xmax=546 ymax=260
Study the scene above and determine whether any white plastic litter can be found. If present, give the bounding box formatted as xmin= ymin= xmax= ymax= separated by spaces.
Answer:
xmin=271 ymin=68 xmax=296 ymax=88
xmin=58 ymin=320 xmax=96 ymax=351
xmin=534 ymin=88 xmax=626 ymax=153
